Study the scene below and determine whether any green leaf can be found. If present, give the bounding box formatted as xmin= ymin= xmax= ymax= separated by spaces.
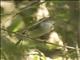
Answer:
xmin=8 ymin=15 xmax=25 ymax=32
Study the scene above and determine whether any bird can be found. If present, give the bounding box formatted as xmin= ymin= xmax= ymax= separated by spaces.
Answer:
xmin=28 ymin=17 xmax=55 ymax=38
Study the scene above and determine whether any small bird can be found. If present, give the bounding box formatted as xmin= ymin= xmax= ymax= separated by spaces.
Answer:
xmin=28 ymin=18 xmax=54 ymax=38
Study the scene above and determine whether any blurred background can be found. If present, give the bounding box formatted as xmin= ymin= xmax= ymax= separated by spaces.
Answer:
xmin=0 ymin=0 xmax=80 ymax=60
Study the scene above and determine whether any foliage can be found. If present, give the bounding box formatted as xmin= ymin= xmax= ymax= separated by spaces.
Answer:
xmin=1 ymin=0 xmax=80 ymax=60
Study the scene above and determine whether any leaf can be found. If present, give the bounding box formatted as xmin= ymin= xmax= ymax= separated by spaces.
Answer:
xmin=8 ymin=15 xmax=25 ymax=32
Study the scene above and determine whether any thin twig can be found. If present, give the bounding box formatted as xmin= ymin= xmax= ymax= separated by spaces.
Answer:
xmin=1 ymin=28 xmax=80 ymax=50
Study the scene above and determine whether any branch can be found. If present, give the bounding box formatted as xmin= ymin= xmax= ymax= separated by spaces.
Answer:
xmin=1 ymin=27 xmax=80 ymax=50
